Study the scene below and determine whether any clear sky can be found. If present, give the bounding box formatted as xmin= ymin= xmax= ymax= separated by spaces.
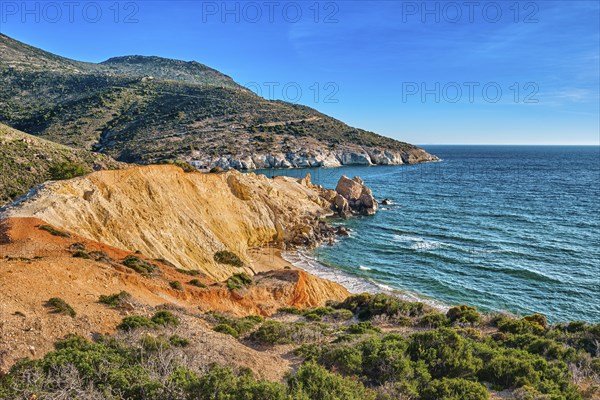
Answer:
xmin=1 ymin=1 xmax=598 ymax=144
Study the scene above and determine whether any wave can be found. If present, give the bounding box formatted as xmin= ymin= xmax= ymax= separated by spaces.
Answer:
xmin=282 ymin=250 xmax=448 ymax=311
xmin=392 ymin=234 xmax=446 ymax=251
xmin=359 ymin=265 xmax=372 ymax=271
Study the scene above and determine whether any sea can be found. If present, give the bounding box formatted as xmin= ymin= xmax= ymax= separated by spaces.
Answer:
xmin=253 ymin=146 xmax=600 ymax=323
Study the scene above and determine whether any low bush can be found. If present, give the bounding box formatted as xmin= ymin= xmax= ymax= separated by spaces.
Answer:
xmin=48 ymin=161 xmax=87 ymax=180
xmin=188 ymin=279 xmax=207 ymax=288
xmin=122 ymin=256 xmax=157 ymax=275
xmin=45 ymin=297 xmax=76 ymax=317
xmin=287 ymin=362 xmax=377 ymax=400
xmin=420 ymin=378 xmax=489 ymax=400
xmin=176 ymin=268 xmax=200 ymax=276
xmin=347 ymin=321 xmax=381 ymax=335
xmin=495 ymin=316 xmax=546 ymax=336
xmin=98 ymin=291 xmax=131 ymax=308
xmin=251 ymin=321 xmax=328 ymax=345
xmin=214 ymin=250 xmax=243 ymax=267
xmin=117 ymin=311 xmax=179 ymax=331
xmin=336 ymin=293 xmax=426 ymax=321
xmin=118 ymin=315 xmax=155 ymax=331
xmin=278 ymin=306 xmax=302 ymax=315
xmin=419 ymin=312 xmax=451 ymax=328
xmin=169 ymin=281 xmax=183 ymax=291
xmin=169 ymin=335 xmax=190 ymax=347
xmin=38 ymin=224 xmax=70 ymax=238
xmin=447 ymin=305 xmax=481 ymax=325
xmin=210 ymin=314 xmax=263 ymax=337
xmin=214 ymin=324 xmax=239 ymax=338
xmin=72 ymin=250 xmax=91 ymax=259
xmin=226 ymin=273 xmax=252 ymax=290
xmin=151 ymin=311 xmax=179 ymax=327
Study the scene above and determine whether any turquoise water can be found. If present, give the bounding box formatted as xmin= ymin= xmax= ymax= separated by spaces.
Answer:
xmin=254 ymin=146 xmax=600 ymax=323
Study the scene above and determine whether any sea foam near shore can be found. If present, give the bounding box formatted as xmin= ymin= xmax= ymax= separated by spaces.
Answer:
xmin=282 ymin=249 xmax=449 ymax=312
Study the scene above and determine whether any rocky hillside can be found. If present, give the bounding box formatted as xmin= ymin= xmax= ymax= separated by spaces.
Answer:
xmin=1 ymin=165 xmax=351 ymax=280
xmin=0 ymin=123 xmax=122 ymax=205
xmin=0 ymin=34 xmax=438 ymax=168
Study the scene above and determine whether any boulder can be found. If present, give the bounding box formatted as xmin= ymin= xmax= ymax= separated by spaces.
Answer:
xmin=334 ymin=194 xmax=351 ymax=218
xmin=335 ymin=175 xmax=363 ymax=202
xmin=334 ymin=175 xmax=378 ymax=216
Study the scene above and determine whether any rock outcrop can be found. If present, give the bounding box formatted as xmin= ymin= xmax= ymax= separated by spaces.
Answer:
xmin=192 ymin=145 xmax=439 ymax=171
xmin=0 ymin=166 xmax=347 ymax=279
xmin=334 ymin=175 xmax=379 ymax=217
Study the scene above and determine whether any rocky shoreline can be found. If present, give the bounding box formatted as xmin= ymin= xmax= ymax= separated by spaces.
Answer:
xmin=189 ymin=145 xmax=440 ymax=170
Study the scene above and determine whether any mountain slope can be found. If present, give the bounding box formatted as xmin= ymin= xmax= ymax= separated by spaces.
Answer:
xmin=0 ymin=34 xmax=437 ymax=168
xmin=0 ymin=123 xmax=122 ymax=205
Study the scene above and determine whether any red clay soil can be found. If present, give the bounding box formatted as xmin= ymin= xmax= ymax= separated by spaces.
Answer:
xmin=0 ymin=217 xmax=347 ymax=375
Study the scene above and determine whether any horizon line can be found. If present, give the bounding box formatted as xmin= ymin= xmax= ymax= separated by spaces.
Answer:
xmin=417 ymin=143 xmax=600 ymax=146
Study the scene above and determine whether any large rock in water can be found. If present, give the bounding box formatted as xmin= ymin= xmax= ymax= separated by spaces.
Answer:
xmin=334 ymin=175 xmax=378 ymax=216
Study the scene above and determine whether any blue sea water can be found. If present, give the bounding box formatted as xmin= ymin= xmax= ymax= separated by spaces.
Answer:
xmin=255 ymin=146 xmax=600 ymax=323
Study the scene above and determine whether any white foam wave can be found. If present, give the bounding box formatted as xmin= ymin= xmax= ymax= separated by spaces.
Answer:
xmin=281 ymin=250 xmax=449 ymax=312
xmin=392 ymin=234 xmax=445 ymax=251
xmin=359 ymin=265 xmax=372 ymax=271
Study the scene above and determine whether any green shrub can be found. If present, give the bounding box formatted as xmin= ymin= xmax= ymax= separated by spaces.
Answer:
xmin=278 ymin=306 xmax=302 ymax=315
xmin=214 ymin=324 xmax=239 ymax=338
xmin=251 ymin=320 xmax=327 ymax=345
xmin=169 ymin=335 xmax=190 ymax=347
xmin=98 ymin=291 xmax=131 ymax=308
xmin=188 ymin=279 xmax=207 ymax=288
xmin=304 ymin=313 xmax=322 ymax=322
xmin=72 ymin=250 xmax=91 ymax=259
xmin=336 ymin=293 xmax=426 ymax=320
xmin=210 ymin=314 xmax=263 ymax=338
xmin=151 ymin=310 xmax=179 ymax=327
xmin=332 ymin=309 xmax=354 ymax=321
xmin=304 ymin=307 xmax=335 ymax=317
xmin=419 ymin=312 xmax=451 ymax=328
xmin=169 ymin=281 xmax=183 ymax=291
xmin=191 ymin=364 xmax=287 ymax=398
xmin=420 ymin=378 xmax=489 ymax=400
xmin=49 ymin=161 xmax=87 ymax=180
xmin=347 ymin=321 xmax=381 ymax=335
xmin=226 ymin=273 xmax=252 ymax=290
xmin=45 ymin=297 xmax=76 ymax=317
xmin=38 ymin=224 xmax=70 ymax=237
xmin=287 ymin=362 xmax=377 ymax=400
xmin=214 ymin=250 xmax=243 ymax=267
xmin=122 ymin=255 xmax=157 ymax=275
xmin=176 ymin=268 xmax=200 ymax=276
xmin=496 ymin=316 xmax=545 ymax=336
xmin=117 ymin=315 xmax=155 ymax=331
xmin=407 ymin=328 xmax=482 ymax=379
xmin=447 ymin=305 xmax=481 ymax=325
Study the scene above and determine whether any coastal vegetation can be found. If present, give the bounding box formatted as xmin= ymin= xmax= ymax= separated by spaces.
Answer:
xmin=3 ymin=293 xmax=598 ymax=399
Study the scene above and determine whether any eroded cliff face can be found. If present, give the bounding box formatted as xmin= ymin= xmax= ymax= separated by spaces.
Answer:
xmin=1 ymin=165 xmax=339 ymax=280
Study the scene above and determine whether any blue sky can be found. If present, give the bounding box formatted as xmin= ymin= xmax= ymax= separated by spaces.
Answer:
xmin=1 ymin=0 xmax=598 ymax=144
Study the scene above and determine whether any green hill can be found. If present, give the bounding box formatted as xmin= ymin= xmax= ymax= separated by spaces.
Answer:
xmin=0 ymin=34 xmax=437 ymax=168
xmin=0 ymin=123 xmax=122 ymax=205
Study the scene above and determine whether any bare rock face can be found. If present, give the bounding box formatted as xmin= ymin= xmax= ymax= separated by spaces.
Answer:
xmin=334 ymin=175 xmax=378 ymax=216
